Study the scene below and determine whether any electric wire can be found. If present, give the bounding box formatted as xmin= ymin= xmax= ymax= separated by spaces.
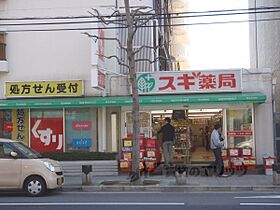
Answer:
xmin=0 ymin=6 xmax=279 ymax=20
xmin=3 ymin=16 xmax=280 ymax=33
xmin=1 ymin=8 xmax=280 ymax=27
xmin=1 ymin=6 xmax=280 ymax=32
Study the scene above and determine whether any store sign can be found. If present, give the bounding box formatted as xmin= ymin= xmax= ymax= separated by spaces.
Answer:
xmin=3 ymin=122 xmax=13 ymax=132
xmin=72 ymin=138 xmax=92 ymax=148
xmin=5 ymin=80 xmax=84 ymax=98
xmin=12 ymin=109 xmax=29 ymax=145
xmin=72 ymin=121 xmax=92 ymax=130
xmin=137 ymin=70 xmax=242 ymax=94
xmin=30 ymin=118 xmax=64 ymax=152
xmin=98 ymin=26 xmax=105 ymax=62
xmin=91 ymin=68 xmax=105 ymax=89
xmin=227 ymin=131 xmax=253 ymax=137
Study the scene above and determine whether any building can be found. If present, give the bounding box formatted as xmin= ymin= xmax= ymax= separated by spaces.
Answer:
xmin=249 ymin=0 xmax=280 ymax=159
xmin=0 ymin=0 xmax=275 ymax=167
xmin=0 ymin=0 xmax=172 ymax=153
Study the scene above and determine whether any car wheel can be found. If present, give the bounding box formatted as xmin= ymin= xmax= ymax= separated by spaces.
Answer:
xmin=24 ymin=176 xmax=46 ymax=197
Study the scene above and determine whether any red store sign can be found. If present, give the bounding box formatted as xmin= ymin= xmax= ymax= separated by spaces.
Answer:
xmin=72 ymin=121 xmax=92 ymax=130
xmin=30 ymin=118 xmax=64 ymax=152
xmin=227 ymin=131 xmax=253 ymax=137
xmin=137 ymin=69 xmax=242 ymax=94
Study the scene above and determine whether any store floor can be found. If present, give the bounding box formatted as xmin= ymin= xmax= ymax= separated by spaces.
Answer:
xmin=191 ymin=146 xmax=215 ymax=163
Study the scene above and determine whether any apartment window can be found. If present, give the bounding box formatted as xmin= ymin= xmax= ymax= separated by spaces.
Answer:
xmin=0 ymin=33 xmax=6 ymax=60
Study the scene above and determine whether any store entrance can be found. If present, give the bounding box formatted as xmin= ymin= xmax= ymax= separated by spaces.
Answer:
xmin=152 ymin=109 xmax=223 ymax=164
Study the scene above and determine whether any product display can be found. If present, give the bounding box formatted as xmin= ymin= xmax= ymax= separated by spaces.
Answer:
xmin=173 ymin=119 xmax=192 ymax=164
xmin=119 ymin=136 xmax=161 ymax=173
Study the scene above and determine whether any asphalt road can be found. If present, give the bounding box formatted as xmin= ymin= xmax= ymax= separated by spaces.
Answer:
xmin=0 ymin=191 xmax=280 ymax=210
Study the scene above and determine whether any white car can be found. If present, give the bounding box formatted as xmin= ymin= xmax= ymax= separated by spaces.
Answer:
xmin=0 ymin=139 xmax=64 ymax=196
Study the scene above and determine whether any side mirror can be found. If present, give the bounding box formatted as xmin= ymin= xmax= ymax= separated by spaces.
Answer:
xmin=10 ymin=151 xmax=18 ymax=158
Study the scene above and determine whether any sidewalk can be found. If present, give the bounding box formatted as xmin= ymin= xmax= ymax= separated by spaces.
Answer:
xmin=62 ymin=174 xmax=280 ymax=192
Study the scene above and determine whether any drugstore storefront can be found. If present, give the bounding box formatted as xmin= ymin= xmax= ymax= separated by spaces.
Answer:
xmin=0 ymin=68 xmax=274 ymax=165
xmin=0 ymin=92 xmax=268 ymax=163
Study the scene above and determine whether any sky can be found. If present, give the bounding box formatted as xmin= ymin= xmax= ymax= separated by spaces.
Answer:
xmin=183 ymin=0 xmax=250 ymax=70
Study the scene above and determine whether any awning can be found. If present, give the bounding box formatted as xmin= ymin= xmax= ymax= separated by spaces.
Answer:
xmin=0 ymin=92 xmax=266 ymax=109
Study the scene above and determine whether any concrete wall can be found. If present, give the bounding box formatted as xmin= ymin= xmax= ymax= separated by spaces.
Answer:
xmin=242 ymin=68 xmax=274 ymax=163
xmin=249 ymin=0 xmax=280 ymax=112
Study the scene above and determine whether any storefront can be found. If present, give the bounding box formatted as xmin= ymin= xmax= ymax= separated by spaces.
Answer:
xmin=119 ymin=68 xmax=273 ymax=166
xmin=0 ymin=68 xmax=274 ymax=167
xmin=122 ymin=94 xmax=262 ymax=164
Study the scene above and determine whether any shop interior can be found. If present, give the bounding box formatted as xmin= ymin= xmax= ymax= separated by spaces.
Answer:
xmin=152 ymin=109 xmax=223 ymax=164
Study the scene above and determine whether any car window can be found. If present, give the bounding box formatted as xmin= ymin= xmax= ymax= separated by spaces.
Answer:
xmin=11 ymin=142 xmax=41 ymax=159
xmin=0 ymin=143 xmax=15 ymax=159
xmin=0 ymin=144 xmax=4 ymax=158
xmin=3 ymin=143 xmax=15 ymax=158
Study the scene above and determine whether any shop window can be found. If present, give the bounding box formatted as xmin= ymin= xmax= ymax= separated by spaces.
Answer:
xmin=0 ymin=110 xmax=12 ymax=139
xmin=226 ymin=108 xmax=253 ymax=149
xmin=0 ymin=110 xmax=29 ymax=145
xmin=65 ymin=108 xmax=97 ymax=152
xmin=30 ymin=109 xmax=64 ymax=152
xmin=276 ymin=123 xmax=280 ymax=138
xmin=125 ymin=112 xmax=151 ymax=137
xmin=0 ymin=33 xmax=6 ymax=60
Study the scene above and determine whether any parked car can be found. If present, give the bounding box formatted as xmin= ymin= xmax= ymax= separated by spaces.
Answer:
xmin=0 ymin=139 xmax=64 ymax=196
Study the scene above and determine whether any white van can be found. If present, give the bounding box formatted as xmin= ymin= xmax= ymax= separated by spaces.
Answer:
xmin=0 ymin=139 xmax=64 ymax=196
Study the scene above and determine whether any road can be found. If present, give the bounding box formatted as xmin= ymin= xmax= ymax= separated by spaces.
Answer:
xmin=0 ymin=191 xmax=280 ymax=210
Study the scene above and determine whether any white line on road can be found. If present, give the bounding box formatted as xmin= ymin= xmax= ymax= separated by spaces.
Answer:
xmin=0 ymin=202 xmax=185 ymax=206
xmin=240 ymin=203 xmax=280 ymax=206
xmin=235 ymin=195 xmax=280 ymax=199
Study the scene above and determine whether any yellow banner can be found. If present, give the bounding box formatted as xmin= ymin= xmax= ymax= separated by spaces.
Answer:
xmin=5 ymin=80 xmax=83 ymax=98
xmin=12 ymin=109 xmax=29 ymax=145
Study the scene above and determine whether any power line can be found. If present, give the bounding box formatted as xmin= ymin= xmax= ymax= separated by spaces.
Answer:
xmin=0 ymin=6 xmax=280 ymax=21
xmin=1 ymin=7 xmax=280 ymax=27
xmin=5 ymin=16 xmax=280 ymax=33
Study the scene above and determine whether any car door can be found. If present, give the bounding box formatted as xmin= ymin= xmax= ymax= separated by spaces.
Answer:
xmin=0 ymin=142 xmax=21 ymax=188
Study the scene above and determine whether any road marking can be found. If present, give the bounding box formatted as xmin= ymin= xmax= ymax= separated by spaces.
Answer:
xmin=0 ymin=202 xmax=184 ymax=206
xmin=240 ymin=203 xmax=280 ymax=206
xmin=235 ymin=195 xmax=280 ymax=199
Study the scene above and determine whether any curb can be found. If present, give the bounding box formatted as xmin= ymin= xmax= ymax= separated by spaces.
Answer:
xmin=60 ymin=185 xmax=280 ymax=192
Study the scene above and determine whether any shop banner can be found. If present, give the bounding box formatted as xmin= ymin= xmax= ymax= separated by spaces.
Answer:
xmin=91 ymin=69 xmax=105 ymax=89
xmin=30 ymin=117 xmax=64 ymax=152
xmin=12 ymin=109 xmax=29 ymax=145
xmin=72 ymin=138 xmax=92 ymax=148
xmin=137 ymin=70 xmax=242 ymax=94
xmin=5 ymin=80 xmax=84 ymax=98
xmin=227 ymin=131 xmax=253 ymax=137
xmin=72 ymin=121 xmax=92 ymax=130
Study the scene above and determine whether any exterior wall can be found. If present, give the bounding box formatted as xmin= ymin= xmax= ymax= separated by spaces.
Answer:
xmin=0 ymin=0 xmax=156 ymax=153
xmin=242 ymin=68 xmax=274 ymax=163
xmin=0 ymin=0 xmax=154 ymax=99
xmin=0 ymin=0 xmax=114 ymax=98
xmin=249 ymin=0 xmax=280 ymax=112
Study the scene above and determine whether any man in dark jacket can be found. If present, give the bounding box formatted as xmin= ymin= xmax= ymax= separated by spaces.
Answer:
xmin=158 ymin=117 xmax=175 ymax=167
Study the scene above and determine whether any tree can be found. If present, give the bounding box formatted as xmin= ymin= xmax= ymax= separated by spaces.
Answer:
xmin=86 ymin=0 xmax=168 ymax=184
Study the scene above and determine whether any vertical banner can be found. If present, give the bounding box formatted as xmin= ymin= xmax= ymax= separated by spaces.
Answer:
xmin=12 ymin=109 xmax=29 ymax=145
xmin=30 ymin=117 xmax=63 ymax=152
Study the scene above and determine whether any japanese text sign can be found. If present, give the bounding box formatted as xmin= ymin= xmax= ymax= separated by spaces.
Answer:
xmin=91 ymin=69 xmax=105 ymax=89
xmin=137 ymin=70 xmax=241 ymax=94
xmin=5 ymin=80 xmax=84 ymax=98
xmin=30 ymin=117 xmax=64 ymax=152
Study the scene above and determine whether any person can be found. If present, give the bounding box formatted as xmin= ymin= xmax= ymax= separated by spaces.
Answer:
xmin=205 ymin=126 xmax=210 ymax=150
xmin=210 ymin=124 xmax=225 ymax=176
xmin=157 ymin=117 xmax=175 ymax=167
xmin=199 ymin=128 xmax=205 ymax=147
